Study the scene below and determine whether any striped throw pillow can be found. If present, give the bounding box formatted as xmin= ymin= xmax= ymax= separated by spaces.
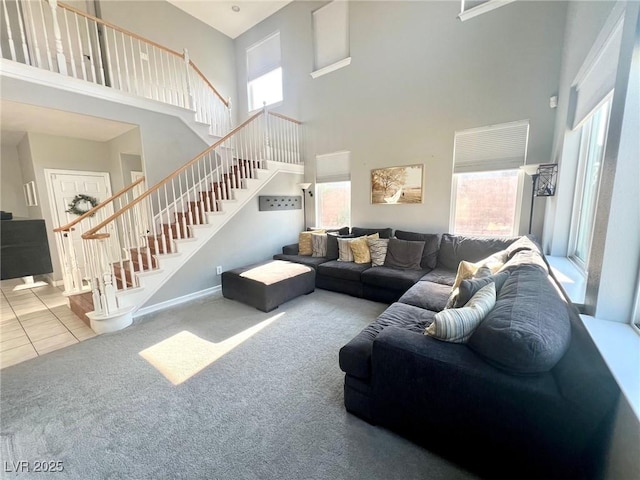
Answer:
xmin=425 ymin=282 xmax=496 ymax=343
xmin=367 ymin=238 xmax=389 ymax=267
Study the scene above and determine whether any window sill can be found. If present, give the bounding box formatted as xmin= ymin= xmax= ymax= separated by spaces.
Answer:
xmin=546 ymin=255 xmax=586 ymax=305
xmin=580 ymin=315 xmax=640 ymax=420
xmin=310 ymin=57 xmax=351 ymax=79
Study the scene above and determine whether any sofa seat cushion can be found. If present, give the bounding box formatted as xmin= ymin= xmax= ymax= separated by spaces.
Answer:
xmin=317 ymin=260 xmax=370 ymax=282
xmin=272 ymin=254 xmax=329 ymax=270
xmin=469 ymin=265 xmax=571 ymax=374
xmin=361 ymin=266 xmax=429 ymax=291
xmin=339 ymin=302 xmax=436 ymax=380
xmin=420 ymin=268 xmax=456 ymax=286
xmin=398 ymin=281 xmax=451 ymax=312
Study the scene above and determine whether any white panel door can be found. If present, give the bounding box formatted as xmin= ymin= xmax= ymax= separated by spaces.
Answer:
xmin=47 ymin=170 xmax=114 ymax=282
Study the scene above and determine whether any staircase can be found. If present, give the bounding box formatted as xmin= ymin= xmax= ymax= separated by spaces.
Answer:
xmin=57 ymin=109 xmax=303 ymax=334
xmin=2 ymin=0 xmax=306 ymax=333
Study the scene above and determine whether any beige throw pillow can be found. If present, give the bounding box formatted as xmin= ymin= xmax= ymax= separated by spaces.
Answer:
xmin=425 ymin=282 xmax=496 ymax=343
xmin=311 ymin=233 xmax=328 ymax=257
xmin=299 ymin=230 xmax=325 ymax=256
xmin=350 ymin=238 xmax=371 ymax=264
xmin=337 ymin=233 xmax=379 ymax=262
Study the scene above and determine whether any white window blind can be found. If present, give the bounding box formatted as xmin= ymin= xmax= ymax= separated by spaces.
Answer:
xmin=246 ymin=32 xmax=281 ymax=82
xmin=312 ymin=1 xmax=349 ymax=72
xmin=571 ymin=16 xmax=623 ymax=129
xmin=453 ymin=120 xmax=529 ymax=174
xmin=316 ymin=151 xmax=350 ymax=183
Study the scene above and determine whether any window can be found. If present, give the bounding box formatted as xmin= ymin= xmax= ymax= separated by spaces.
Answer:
xmin=246 ymin=32 xmax=282 ymax=112
xmin=453 ymin=170 xmax=520 ymax=237
xmin=311 ymin=1 xmax=350 ymax=78
xmin=451 ymin=120 xmax=529 ymax=236
xmin=315 ymin=151 xmax=351 ymax=228
xmin=316 ymin=182 xmax=351 ymax=229
xmin=570 ymin=97 xmax=611 ymax=267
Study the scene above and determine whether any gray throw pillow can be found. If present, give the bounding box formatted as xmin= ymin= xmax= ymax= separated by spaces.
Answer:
xmin=454 ymin=271 xmax=510 ymax=308
xmin=394 ymin=230 xmax=439 ymax=269
xmin=384 ymin=238 xmax=425 ymax=270
xmin=311 ymin=233 xmax=328 ymax=257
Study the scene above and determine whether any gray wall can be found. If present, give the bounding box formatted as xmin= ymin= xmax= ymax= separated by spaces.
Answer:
xmin=0 ymin=144 xmax=28 ymax=218
xmin=146 ymin=172 xmax=304 ymax=306
xmin=234 ymin=0 xmax=567 ymax=237
xmin=106 ymin=128 xmax=143 ymax=193
xmin=97 ymin=0 xmax=238 ymax=125
xmin=22 ymin=132 xmax=117 ymax=281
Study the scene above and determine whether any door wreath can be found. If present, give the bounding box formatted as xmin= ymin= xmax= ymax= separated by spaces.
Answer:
xmin=66 ymin=194 xmax=99 ymax=216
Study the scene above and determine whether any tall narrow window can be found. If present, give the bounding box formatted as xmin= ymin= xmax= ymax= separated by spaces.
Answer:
xmin=315 ymin=151 xmax=351 ymax=228
xmin=311 ymin=1 xmax=350 ymax=78
xmin=570 ymin=97 xmax=612 ymax=267
xmin=451 ymin=120 xmax=529 ymax=237
xmin=246 ymin=32 xmax=282 ymax=112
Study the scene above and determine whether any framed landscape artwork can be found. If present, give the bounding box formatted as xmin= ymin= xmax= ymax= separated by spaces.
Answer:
xmin=371 ymin=164 xmax=423 ymax=204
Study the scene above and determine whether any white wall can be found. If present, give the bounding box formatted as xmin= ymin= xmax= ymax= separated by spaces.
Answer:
xmin=145 ymin=172 xmax=304 ymax=306
xmin=0 ymin=144 xmax=28 ymax=218
xmin=234 ymin=1 xmax=567 ymax=237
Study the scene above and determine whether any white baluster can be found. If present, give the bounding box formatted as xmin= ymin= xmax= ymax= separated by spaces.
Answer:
xmin=24 ymin=1 xmax=42 ymax=67
xmin=120 ymin=32 xmax=131 ymax=91
xmin=62 ymin=10 xmax=77 ymax=78
xmin=13 ymin=0 xmax=29 ymax=64
xmin=72 ymin=11 xmax=86 ymax=80
xmin=48 ymin=0 xmax=67 ymax=74
xmin=83 ymin=17 xmax=96 ymax=82
xmin=183 ymin=50 xmax=193 ymax=108
xmin=37 ymin=0 xmax=53 ymax=69
xmin=92 ymin=21 xmax=105 ymax=85
xmin=2 ymin=0 xmax=17 ymax=61
xmin=128 ymin=36 xmax=138 ymax=93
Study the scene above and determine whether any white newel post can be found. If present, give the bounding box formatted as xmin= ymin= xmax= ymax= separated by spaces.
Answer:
xmin=263 ymin=104 xmax=272 ymax=161
xmin=97 ymin=239 xmax=118 ymax=314
xmin=183 ymin=48 xmax=194 ymax=110
xmin=48 ymin=0 xmax=67 ymax=75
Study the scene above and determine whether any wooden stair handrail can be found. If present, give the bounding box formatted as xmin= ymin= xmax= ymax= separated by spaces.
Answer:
xmin=58 ymin=2 xmax=183 ymax=58
xmin=53 ymin=177 xmax=146 ymax=233
xmin=188 ymin=60 xmax=230 ymax=108
xmin=57 ymin=2 xmax=230 ymax=108
xmin=268 ymin=111 xmax=302 ymax=125
xmin=81 ymin=110 xmax=268 ymax=240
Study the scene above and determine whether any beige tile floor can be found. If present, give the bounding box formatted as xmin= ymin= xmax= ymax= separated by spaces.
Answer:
xmin=0 ymin=279 xmax=97 ymax=369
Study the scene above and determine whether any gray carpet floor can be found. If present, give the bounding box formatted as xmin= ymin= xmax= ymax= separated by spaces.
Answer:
xmin=1 ymin=289 xmax=479 ymax=480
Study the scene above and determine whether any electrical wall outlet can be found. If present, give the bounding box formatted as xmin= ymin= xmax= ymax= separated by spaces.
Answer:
xmin=216 ymin=266 xmax=222 ymax=275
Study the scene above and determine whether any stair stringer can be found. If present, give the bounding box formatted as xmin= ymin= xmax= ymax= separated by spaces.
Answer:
xmin=114 ymin=160 xmax=304 ymax=314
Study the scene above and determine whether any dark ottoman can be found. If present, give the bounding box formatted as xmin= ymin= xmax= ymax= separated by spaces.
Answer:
xmin=222 ymin=260 xmax=315 ymax=312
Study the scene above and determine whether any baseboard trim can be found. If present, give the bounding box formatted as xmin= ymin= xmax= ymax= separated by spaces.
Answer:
xmin=134 ymin=285 xmax=222 ymax=318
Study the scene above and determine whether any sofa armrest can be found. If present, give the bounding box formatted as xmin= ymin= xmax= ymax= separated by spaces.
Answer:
xmin=282 ymin=243 xmax=299 ymax=255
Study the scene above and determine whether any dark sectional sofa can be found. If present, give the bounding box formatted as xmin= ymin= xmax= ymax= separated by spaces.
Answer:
xmin=274 ymin=228 xmax=619 ymax=479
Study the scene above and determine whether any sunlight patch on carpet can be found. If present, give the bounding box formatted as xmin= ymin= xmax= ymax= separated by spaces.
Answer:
xmin=139 ymin=313 xmax=284 ymax=385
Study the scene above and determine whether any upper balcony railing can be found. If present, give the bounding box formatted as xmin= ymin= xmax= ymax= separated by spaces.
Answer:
xmin=0 ymin=0 xmax=231 ymax=136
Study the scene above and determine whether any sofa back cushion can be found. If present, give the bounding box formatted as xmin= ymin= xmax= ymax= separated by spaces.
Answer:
xmin=437 ymin=234 xmax=516 ymax=271
xmin=352 ymin=227 xmax=393 ymax=239
xmin=394 ymin=230 xmax=439 ymax=269
xmin=468 ymin=265 xmax=571 ymax=374
xmin=384 ymin=238 xmax=425 ymax=270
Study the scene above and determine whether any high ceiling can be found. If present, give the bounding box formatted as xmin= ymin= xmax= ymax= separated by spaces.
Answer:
xmin=166 ymin=1 xmax=293 ymax=39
